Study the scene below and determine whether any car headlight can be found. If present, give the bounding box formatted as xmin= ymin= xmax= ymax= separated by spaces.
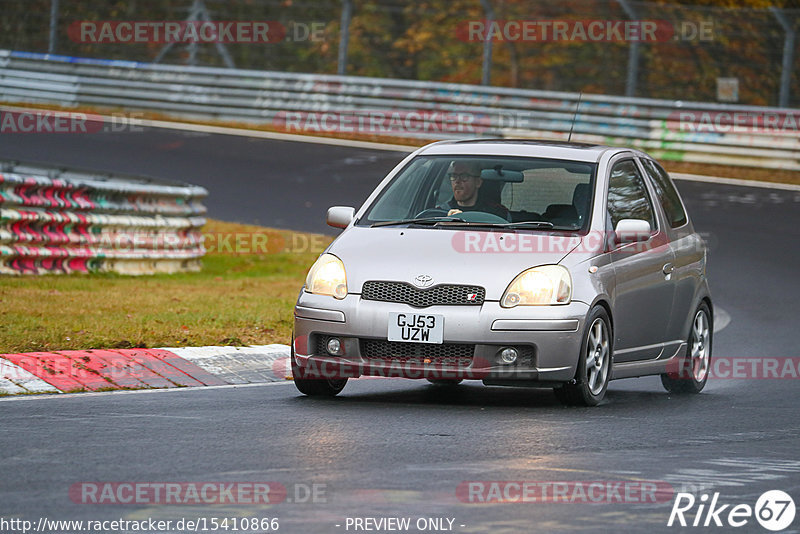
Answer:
xmin=305 ymin=253 xmax=348 ymax=299
xmin=501 ymin=265 xmax=572 ymax=307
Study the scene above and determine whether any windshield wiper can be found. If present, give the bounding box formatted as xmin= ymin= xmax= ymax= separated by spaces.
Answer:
xmin=372 ymin=218 xmax=561 ymax=230
xmin=435 ymin=220 xmax=556 ymax=229
xmin=498 ymin=220 xmax=555 ymax=229
xmin=371 ymin=216 xmax=467 ymax=227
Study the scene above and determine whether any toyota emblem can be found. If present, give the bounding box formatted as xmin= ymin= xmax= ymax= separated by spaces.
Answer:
xmin=413 ymin=274 xmax=434 ymax=288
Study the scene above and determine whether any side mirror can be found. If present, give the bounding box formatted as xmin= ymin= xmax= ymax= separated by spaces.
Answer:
xmin=614 ymin=219 xmax=651 ymax=244
xmin=327 ymin=206 xmax=355 ymax=229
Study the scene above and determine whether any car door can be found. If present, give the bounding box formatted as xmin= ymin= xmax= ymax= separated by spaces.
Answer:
xmin=639 ymin=157 xmax=705 ymax=354
xmin=606 ymin=158 xmax=675 ymax=362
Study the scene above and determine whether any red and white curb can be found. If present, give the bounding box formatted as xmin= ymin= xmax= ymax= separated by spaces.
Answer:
xmin=0 ymin=307 xmax=730 ymax=396
xmin=0 ymin=345 xmax=292 ymax=396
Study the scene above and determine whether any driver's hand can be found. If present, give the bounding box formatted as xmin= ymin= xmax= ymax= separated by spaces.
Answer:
xmin=447 ymin=209 xmax=463 ymax=216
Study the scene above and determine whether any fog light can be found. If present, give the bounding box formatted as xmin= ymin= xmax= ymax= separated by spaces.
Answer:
xmin=499 ymin=347 xmax=518 ymax=364
xmin=327 ymin=337 xmax=343 ymax=355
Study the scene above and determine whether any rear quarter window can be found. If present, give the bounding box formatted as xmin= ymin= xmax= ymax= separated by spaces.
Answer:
xmin=502 ymin=167 xmax=588 ymax=214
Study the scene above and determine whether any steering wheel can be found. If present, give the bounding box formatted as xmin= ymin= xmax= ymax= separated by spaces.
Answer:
xmin=414 ymin=208 xmax=449 ymax=218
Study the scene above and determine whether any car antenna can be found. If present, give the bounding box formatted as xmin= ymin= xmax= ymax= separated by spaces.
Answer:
xmin=567 ymin=92 xmax=583 ymax=143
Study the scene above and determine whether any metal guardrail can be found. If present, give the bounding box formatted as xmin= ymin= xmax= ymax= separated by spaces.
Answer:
xmin=0 ymin=160 xmax=207 ymax=275
xmin=1 ymin=49 xmax=799 ymax=170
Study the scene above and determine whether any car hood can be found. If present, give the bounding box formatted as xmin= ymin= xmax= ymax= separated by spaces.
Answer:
xmin=327 ymin=226 xmax=583 ymax=300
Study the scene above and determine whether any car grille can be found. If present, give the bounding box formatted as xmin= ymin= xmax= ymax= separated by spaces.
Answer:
xmin=361 ymin=281 xmax=485 ymax=308
xmin=360 ymin=339 xmax=474 ymax=367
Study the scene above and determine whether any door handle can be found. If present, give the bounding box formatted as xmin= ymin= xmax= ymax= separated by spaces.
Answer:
xmin=662 ymin=263 xmax=675 ymax=275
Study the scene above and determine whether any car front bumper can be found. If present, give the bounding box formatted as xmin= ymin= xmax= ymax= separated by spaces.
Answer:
xmin=293 ymin=292 xmax=589 ymax=384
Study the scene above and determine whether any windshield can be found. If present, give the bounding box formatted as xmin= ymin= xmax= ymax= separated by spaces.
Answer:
xmin=358 ymin=155 xmax=597 ymax=231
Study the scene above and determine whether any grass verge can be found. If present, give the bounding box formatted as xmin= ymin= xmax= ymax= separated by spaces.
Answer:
xmin=0 ymin=220 xmax=332 ymax=353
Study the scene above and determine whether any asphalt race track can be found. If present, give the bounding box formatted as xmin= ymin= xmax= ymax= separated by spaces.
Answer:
xmin=1 ymin=126 xmax=799 ymax=533
xmin=0 ymin=126 xmax=405 ymax=234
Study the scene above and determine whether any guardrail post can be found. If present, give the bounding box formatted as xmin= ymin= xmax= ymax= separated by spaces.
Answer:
xmin=771 ymin=7 xmax=796 ymax=108
xmin=479 ymin=0 xmax=494 ymax=86
xmin=198 ymin=0 xmax=235 ymax=68
xmin=617 ymin=0 xmax=639 ymax=97
xmin=187 ymin=0 xmax=203 ymax=66
xmin=154 ymin=0 xmax=234 ymax=68
xmin=337 ymin=0 xmax=353 ymax=75
xmin=48 ymin=0 xmax=59 ymax=54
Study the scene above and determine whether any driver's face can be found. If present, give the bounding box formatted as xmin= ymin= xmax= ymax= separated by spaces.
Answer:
xmin=450 ymin=164 xmax=482 ymax=206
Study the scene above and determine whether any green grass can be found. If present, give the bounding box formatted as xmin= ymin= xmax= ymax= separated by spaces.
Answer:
xmin=0 ymin=220 xmax=332 ymax=353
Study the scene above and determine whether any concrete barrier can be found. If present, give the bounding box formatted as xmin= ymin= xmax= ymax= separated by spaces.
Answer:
xmin=0 ymin=161 xmax=207 ymax=274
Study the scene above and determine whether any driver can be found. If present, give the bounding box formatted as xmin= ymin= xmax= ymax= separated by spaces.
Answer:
xmin=444 ymin=160 xmax=509 ymax=220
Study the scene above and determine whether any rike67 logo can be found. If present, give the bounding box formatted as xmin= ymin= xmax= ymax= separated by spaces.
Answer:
xmin=668 ymin=490 xmax=796 ymax=531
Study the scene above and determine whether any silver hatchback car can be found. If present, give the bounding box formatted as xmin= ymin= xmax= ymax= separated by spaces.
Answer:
xmin=292 ymin=140 xmax=712 ymax=405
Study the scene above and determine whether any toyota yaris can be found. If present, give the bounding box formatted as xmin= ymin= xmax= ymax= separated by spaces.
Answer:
xmin=292 ymin=140 xmax=712 ymax=405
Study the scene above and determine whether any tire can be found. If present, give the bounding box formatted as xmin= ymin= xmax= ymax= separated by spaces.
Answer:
xmin=554 ymin=306 xmax=612 ymax=407
xmin=426 ymin=378 xmax=463 ymax=386
xmin=291 ymin=346 xmax=348 ymax=397
xmin=661 ymin=302 xmax=712 ymax=394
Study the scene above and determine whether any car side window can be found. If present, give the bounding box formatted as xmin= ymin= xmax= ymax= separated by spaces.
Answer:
xmin=607 ymin=159 xmax=656 ymax=230
xmin=640 ymin=159 xmax=688 ymax=228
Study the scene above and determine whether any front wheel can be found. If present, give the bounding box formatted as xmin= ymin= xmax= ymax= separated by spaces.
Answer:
xmin=661 ymin=302 xmax=712 ymax=394
xmin=291 ymin=349 xmax=348 ymax=397
xmin=554 ymin=306 xmax=612 ymax=406
xmin=293 ymin=376 xmax=348 ymax=397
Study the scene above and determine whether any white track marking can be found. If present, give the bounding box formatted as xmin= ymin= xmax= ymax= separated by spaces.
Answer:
xmin=0 ymin=379 xmax=294 ymax=402
xmin=164 ymin=344 xmax=290 ymax=384
xmin=0 ymin=358 xmax=60 ymax=394
xmin=0 ymin=377 xmax=26 ymax=395
xmin=139 ymin=118 xmax=417 ymax=152
xmin=0 ymin=104 xmax=416 ymax=153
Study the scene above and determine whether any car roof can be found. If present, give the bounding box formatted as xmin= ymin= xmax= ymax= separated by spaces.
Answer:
xmin=419 ymin=139 xmax=629 ymax=163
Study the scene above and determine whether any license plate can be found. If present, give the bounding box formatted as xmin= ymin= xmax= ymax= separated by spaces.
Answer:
xmin=387 ymin=312 xmax=444 ymax=344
